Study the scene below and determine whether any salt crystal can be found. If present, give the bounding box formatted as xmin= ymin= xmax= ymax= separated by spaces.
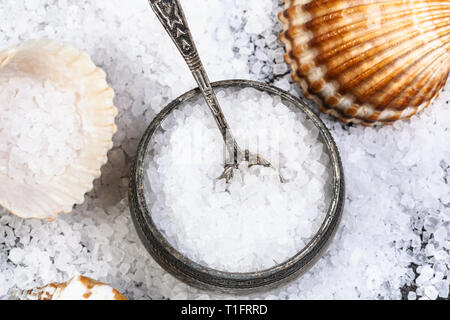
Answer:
xmin=433 ymin=226 xmax=447 ymax=244
xmin=273 ymin=63 xmax=288 ymax=75
xmin=99 ymin=223 xmax=114 ymax=238
xmin=8 ymin=248 xmax=25 ymax=265
xmin=119 ymin=263 xmax=131 ymax=275
xmin=407 ymin=291 xmax=416 ymax=300
xmin=436 ymin=281 xmax=450 ymax=298
xmin=172 ymin=292 xmax=188 ymax=300
xmin=424 ymin=285 xmax=439 ymax=300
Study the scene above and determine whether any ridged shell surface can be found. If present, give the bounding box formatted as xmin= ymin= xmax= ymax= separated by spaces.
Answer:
xmin=279 ymin=0 xmax=450 ymax=125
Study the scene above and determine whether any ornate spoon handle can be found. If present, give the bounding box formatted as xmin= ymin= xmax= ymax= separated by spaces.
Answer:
xmin=148 ymin=0 xmax=241 ymax=161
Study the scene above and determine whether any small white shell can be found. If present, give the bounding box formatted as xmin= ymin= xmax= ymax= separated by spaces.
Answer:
xmin=0 ymin=39 xmax=117 ymax=220
xmin=17 ymin=275 xmax=127 ymax=300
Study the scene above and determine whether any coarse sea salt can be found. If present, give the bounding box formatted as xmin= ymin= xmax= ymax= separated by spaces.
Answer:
xmin=0 ymin=66 xmax=83 ymax=186
xmin=144 ymin=87 xmax=332 ymax=272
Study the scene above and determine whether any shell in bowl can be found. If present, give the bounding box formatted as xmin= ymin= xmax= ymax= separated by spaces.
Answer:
xmin=17 ymin=275 xmax=127 ymax=300
xmin=0 ymin=39 xmax=117 ymax=220
xmin=279 ymin=0 xmax=450 ymax=126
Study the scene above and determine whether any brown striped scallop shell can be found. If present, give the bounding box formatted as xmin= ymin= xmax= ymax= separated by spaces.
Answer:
xmin=279 ymin=0 xmax=450 ymax=126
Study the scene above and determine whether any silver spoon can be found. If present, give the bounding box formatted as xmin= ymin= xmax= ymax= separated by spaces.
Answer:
xmin=149 ymin=0 xmax=284 ymax=183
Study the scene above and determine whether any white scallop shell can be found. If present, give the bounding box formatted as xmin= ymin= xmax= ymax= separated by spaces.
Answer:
xmin=0 ymin=39 xmax=117 ymax=219
xmin=17 ymin=275 xmax=127 ymax=300
xmin=279 ymin=0 xmax=450 ymax=125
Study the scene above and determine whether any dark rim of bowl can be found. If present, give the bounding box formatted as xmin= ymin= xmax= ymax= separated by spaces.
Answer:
xmin=129 ymin=79 xmax=345 ymax=295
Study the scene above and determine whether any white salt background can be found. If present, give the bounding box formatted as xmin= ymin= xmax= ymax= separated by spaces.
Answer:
xmin=0 ymin=0 xmax=448 ymax=300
